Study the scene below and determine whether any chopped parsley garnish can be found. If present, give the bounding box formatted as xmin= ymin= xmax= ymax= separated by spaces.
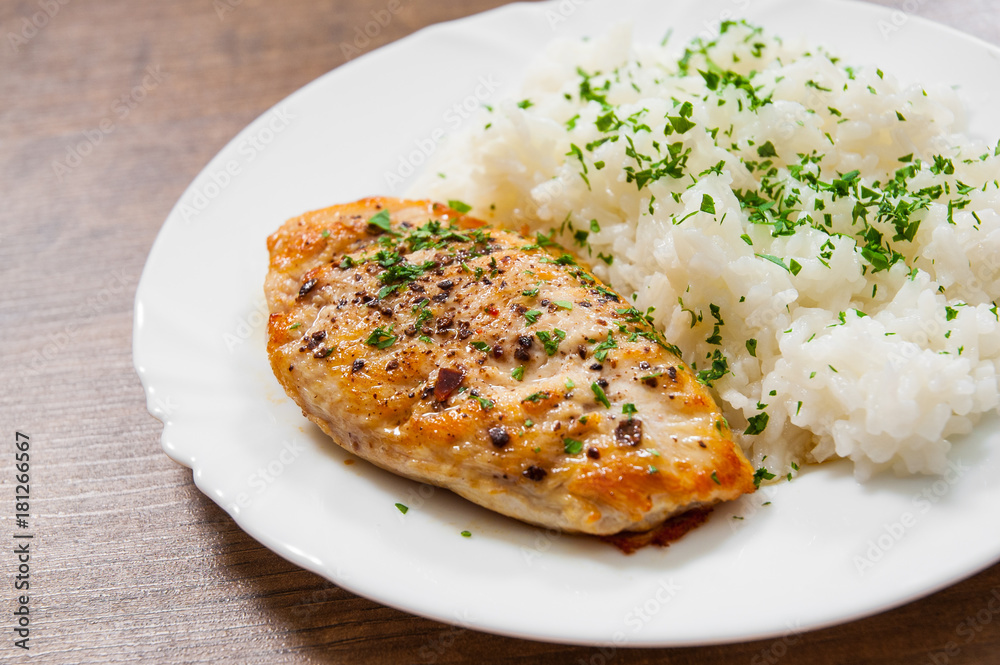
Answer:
xmin=412 ymin=302 xmax=433 ymax=330
xmin=522 ymin=288 xmax=539 ymax=297
xmin=470 ymin=341 xmax=491 ymax=353
xmin=696 ymin=350 xmax=729 ymax=386
xmin=756 ymin=253 xmax=791 ymax=272
xmin=746 ymin=338 xmax=758 ymax=357
xmin=377 ymin=259 xmax=437 ymax=299
xmin=711 ymin=471 xmax=720 ymax=485
xmin=593 ymin=332 xmax=617 ymax=361
xmin=469 ymin=394 xmax=494 ymax=411
xmin=447 ymin=199 xmax=472 ymax=214
xmin=367 ymin=209 xmax=396 ymax=235
xmin=756 ymin=141 xmax=777 ymax=158
xmin=524 ymin=309 xmax=542 ymax=325
xmin=700 ymin=194 xmax=716 ymax=215
xmin=623 ymin=403 xmax=637 ymax=418
xmin=418 ymin=335 xmax=433 ymax=344
xmin=536 ymin=328 xmax=566 ymax=355
xmin=394 ymin=503 xmax=408 ymax=514
xmin=522 ymin=391 xmax=549 ymax=403
xmin=564 ymin=438 xmax=583 ymax=454
xmin=745 ymin=412 xmax=769 ymax=435
xmin=753 ymin=467 xmax=777 ymax=488
xmin=511 ymin=366 xmax=525 ymax=381
xmin=364 ymin=326 xmax=396 ymax=349
xmin=461 ymin=530 xmax=472 ymax=538
xmin=591 ymin=382 xmax=611 ymax=408
xmin=554 ymin=300 xmax=573 ymax=310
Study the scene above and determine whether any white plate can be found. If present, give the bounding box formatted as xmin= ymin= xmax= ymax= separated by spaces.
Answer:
xmin=134 ymin=0 xmax=1000 ymax=647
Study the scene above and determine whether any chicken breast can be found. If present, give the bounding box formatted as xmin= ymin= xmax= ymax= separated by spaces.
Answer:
xmin=265 ymin=197 xmax=755 ymax=535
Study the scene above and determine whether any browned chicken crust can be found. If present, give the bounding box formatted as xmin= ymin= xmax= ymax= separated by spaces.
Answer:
xmin=265 ymin=197 xmax=755 ymax=535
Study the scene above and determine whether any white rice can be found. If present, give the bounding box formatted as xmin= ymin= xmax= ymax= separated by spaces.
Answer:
xmin=410 ymin=21 xmax=1000 ymax=479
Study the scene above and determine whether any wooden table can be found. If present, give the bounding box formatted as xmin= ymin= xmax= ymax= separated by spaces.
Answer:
xmin=3 ymin=1 xmax=1000 ymax=662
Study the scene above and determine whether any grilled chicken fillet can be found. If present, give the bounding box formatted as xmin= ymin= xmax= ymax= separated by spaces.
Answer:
xmin=266 ymin=197 xmax=755 ymax=535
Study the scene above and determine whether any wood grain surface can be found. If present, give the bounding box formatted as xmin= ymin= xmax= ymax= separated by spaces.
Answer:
xmin=3 ymin=1 xmax=1000 ymax=663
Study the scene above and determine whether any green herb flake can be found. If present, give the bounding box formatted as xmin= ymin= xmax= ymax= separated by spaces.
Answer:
xmin=461 ymin=530 xmax=472 ymax=538
xmin=470 ymin=341 xmax=491 ymax=353
xmin=522 ymin=288 xmax=540 ymax=297
xmin=394 ymin=503 xmax=408 ymax=514
xmin=746 ymin=338 xmax=758 ymax=357
xmin=593 ymin=332 xmax=618 ymax=362
xmin=469 ymin=394 xmax=494 ymax=411
xmin=554 ymin=300 xmax=573 ymax=310
xmin=367 ymin=209 xmax=396 ymax=235
xmin=522 ymin=392 xmax=549 ymax=403
xmin=447 ymin=199 xmax=472 ymax=214
xmin=711 ymin=471 xmax=721 ymax=485
xmin=536 ymin=328 xmax=566 ymax=355
xmin=753 ymin=467 xmax=777 ymax=488
xmin=623 ymin=403 xmax=637 ymax=418
xmin=524 ymin=309 xmax=542 ymax=325
xmin=321 ymin=229 xmax=330 ymax=238
xmin=700 ymin=194 xmax=716 ymax=215
xmin=364 ymin=326 xmax=397 ymax=349
xmin=591 ymin=382 xmax=611 ymax=408
xmin=564 ymin=438 xmax=583 ymax=454
xmin=511 ymin=366 xmax=525 ymax=381
xmin=565 ymin=378 xmax=576 ymax=390
xmin=418 ymin=335 xmax=433 ymax=344
xmin=756 ymin=253 xmax=791 ymax=272
xmin=696 ymin=350 xmax=730 ymax=386
xmin=745 ymin=412 xmax=769 ymax=435
xmin=288 ymin=322 xmax=301 ymax=330
xmin=756 ymin=141 xmax=778 ymax=158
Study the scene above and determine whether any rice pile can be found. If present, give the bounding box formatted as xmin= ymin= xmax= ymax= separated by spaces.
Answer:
xmin=410 ymin=21 xmax=1000 ymax=479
